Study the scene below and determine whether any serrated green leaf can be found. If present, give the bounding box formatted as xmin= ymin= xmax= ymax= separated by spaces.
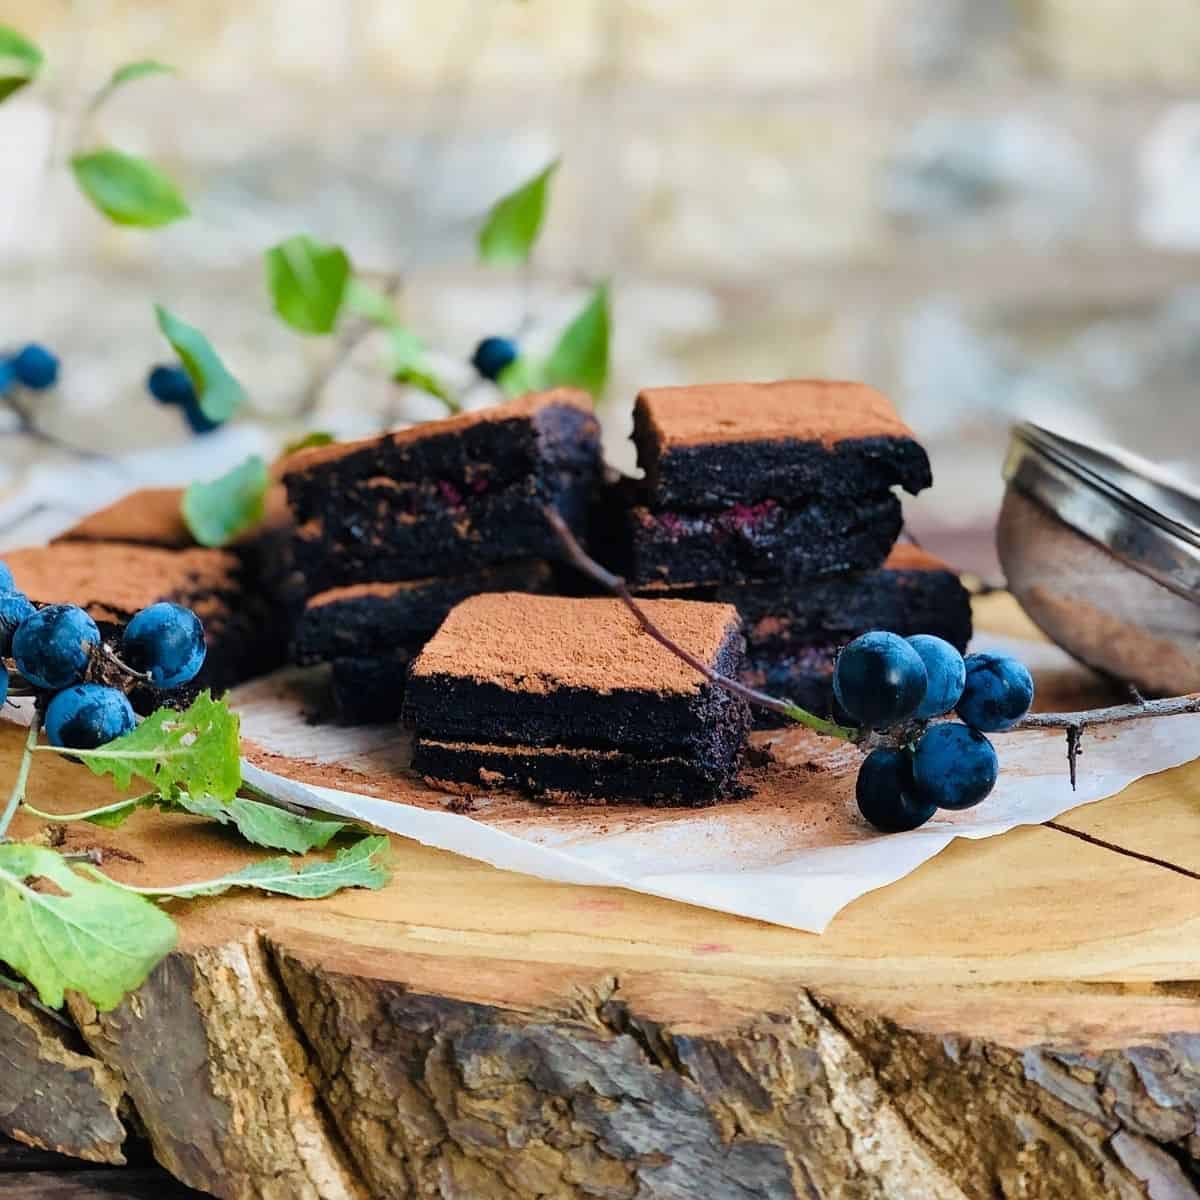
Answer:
xmin=90 ymin=60 xmax=174 ymax=112
xmin=154 ymin=304 xmax=245 ymax=423
xmin=265 ymin=235 xmax=351 ymax=334
xmin=70 ymin=149 xmax=189 ymax=228
xmin=543 ymin=282 xmax=609 ymax=400
xmin=40 ymin=692 xmax=241 ymax=803
xmin=497 ymin=355 xmax=547 ymax=399
xmin=110 ymin=835 xmax=390 ymax=900
xmin=181 ymin=455 xmax=270 ymax=548
xmin=283 ymin=430 xmax=335 ymax=455
xmin=0 ymin=26 xmax=43 ymax=103
xmin=345 ymin=279 xmax=400 ymax=326
xmin=0 ymin=843 xmax=176 ymax=1010
xmin=478 ymin=160 xmax=558 ymax=267
xmin=176 ymin=792 xmax=351 ymax=854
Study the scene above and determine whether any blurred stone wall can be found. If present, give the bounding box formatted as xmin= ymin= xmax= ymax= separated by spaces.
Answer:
xmin=1 ymin=0 xmax=1198 ymax=549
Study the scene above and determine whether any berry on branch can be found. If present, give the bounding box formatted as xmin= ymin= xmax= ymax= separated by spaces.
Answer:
xmin=12 ymin=604 xmax=101 ymax=691
xmin=121 ymin=602 xmax=207 ymax=688
xmin=45 ymin=684 xmax=137 ymax=750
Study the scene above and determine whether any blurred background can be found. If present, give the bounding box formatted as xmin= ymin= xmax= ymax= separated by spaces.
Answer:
xmin=1 ymin=0 xmax=1199 ymax=574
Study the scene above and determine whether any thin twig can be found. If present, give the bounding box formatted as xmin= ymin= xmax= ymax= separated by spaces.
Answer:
xmin=543 ymin=507 xmax=857 ymax=741
xmin=1013 ymin=693 xmax=1200 ymax=731
xmin=0 ymin=969 xmax=75 ymax=1029
xmin=98 ymin=643 xmax=154 ymax=684
xmin=0 ymin=715 xmax=41 ymax=840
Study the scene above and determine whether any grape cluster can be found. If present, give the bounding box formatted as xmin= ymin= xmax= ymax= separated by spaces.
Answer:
xmin=0 ymin=560 xmax=207 ymax=750
xmin=833 ymin=631 xmax=1035 ymax=833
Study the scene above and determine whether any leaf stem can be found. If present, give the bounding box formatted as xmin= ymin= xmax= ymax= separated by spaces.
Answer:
xmin=23 ymin=793 xmax=151 ymax=824
xmin=0 ymin=716 xmax=41 ymax=840
xmin=543 ymin=507 xmax=858 ymax=741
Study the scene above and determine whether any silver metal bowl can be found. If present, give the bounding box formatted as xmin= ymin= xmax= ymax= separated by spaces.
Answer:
xmin=997 ymin=422 xmax=1200 ymax=695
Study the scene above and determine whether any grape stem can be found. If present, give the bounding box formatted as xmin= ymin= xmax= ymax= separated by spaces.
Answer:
xmin=0 ymin=714 xmax=41 ymax=841
xmin=1011 ymin=693 xmax=1200 ymax=790
xmin=543 ymin=507 xmax=858 ymax=741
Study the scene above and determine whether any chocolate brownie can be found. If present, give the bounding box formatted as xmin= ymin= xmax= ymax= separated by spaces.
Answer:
xmin=282 ymin=391 xmax=602 ymax=590
xmin=620 ymin=492 xmax=904 ymax=587
xmin=405 ymin=592 xmax=750 ymax=804
xmin=633 ymin=380 xmax=932 ymax=508
xmin=55 ymin=487 xmax=194 ymax=549
xmin=5 ymin=543 xmax=276 ymax=699
xmin=330 ymin=651 xmax=413 ymax=725
xmin=293 ymin=560 xmax=553 ymax=664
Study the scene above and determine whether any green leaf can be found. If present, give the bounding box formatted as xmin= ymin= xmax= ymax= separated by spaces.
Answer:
xmin=497 ymin=355 xmax=546 ymax=399
xmin=40 ymin=692 xmax=242 ymax=804
xmin=283 ymin=430 xmax=334 ymax=455
xmin=344 ymin=279 xmax=400 ymax=326
xmin=478 ymin=160 xmax=558 ymax=267
xmin=90 ymin=60 xmax=174 ymax=112
xmin=0 ymin=843 xmax=176 ymax=1010
xmin=265 ymin=235 xmax=351 ymax=334
xmin=70 ymin=149 xmax=189 ymax=228
xmin=543 ymin=282 xmax=609 ymax=400
xmin=109 ymin=835 xmax=391 ymax=900
xmin=386 ymin=327 xmax=455 ymax=410
xmin=181 ymin=455 xmax=270 ymax=548
xmin=175 ymin=792 xmax=351 ymax=854
xmin=0 ymin=26 xmax=43 ymax=103
xmin=154 ymin=304 xmax=246 ymax=423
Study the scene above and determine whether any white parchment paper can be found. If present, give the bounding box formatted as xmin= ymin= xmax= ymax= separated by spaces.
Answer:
xmin=234 ymin=634 xmax=1200 ymax=933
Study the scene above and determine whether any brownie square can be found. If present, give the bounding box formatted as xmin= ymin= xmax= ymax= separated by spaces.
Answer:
xmin=405 ymin=592 xmax=750 ymax=804
xmin=282 ymin=391 xmax=602 ymax=590
xmin=293 ymin=560 xmax=554 ymax=664
xmin=5 ymin=543 xmax=278 ymax=699
xmin=633 ymin=379 xmax=932 ymax=509
xmin=621 ymin=492 xmax=904 ymax=587
xmin=330 ymin=651 xmax=413 ymax=725
xmin=55 ymin=487 xmax=194 ymax=549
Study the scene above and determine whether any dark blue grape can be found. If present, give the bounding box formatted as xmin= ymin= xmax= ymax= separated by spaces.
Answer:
xmin=11 ymin=343 xmax=59 ymax=390
xmin=913 ymin=723 xmax=998 ymax=811
xmin=856 ymin=747 xmax=937 ymax=832
xmin=0 ymin=664 xmax=7 ymax=708
xmin=121 ymin=602 xmax=206 ymax=688
xmin=907 ymin=634 xmax=966 ymax=719
xmin=147 ymin=364 xmax=195 ymax=406
xmin=181 ymin=396 xmax=221 ymax=434
xmin=956 ymin=652 xmax=1035 ymax=732
xmin=0 ymin=560 xmax=13 ymax=592
xmin=12 ymin=604 xmax=100 ymax=690
xmin=45 ymin=684 xmax=136 ymax=750
xmin=0 ymin=360 xmax=13 ymax=394
xmin=0 ymin=592 xmax=35 ymax=656
xmin=832 ymin=631 xmax=927 ymax=730
xmin=471 ymin=336 xmax=518 ymax=381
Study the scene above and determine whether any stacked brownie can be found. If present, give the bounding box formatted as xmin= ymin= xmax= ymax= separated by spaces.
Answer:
xmin=405 ymin=593 xmax=751 ymax=805
xmin=281 ymin=390 xmax=603 ymax=721
xmin=608 ymin=380 xmax=970 ymax=721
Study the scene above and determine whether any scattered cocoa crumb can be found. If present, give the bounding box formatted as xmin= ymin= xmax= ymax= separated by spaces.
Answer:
xmin=445 ymin=795 xmax=476 ymax=814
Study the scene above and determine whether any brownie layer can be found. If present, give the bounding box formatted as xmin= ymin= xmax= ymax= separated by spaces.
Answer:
xmin=330 ymin=651 xmax=412 ymax=725
xmin=293 ymin=561 xmax=553 ymax=664
xmin=622 ymin=493 xmax=903 ymax=587
xmin=5 ymin=543 xmax=280 ymax=698
xmin=291 ymin=469 xmax=594 ymax=590
xmin=413 ymin=717 xmax=746 ymax=806
xmin=404 ymin=592 xmax=749 ymax=756
xmin=282 ymin=390 xmax=600 ymax=525
xmin=633 ymin=380 xmax=931 ymax=508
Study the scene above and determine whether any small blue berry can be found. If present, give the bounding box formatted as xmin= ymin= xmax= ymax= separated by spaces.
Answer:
xmin=147 ymin=364 xmax=195 ymax=407
xmin=0 ymin=360 xmax=13 ymax=394
xmin=833 ymin=631 xmax=927 ymax=731
xmin=471 ymin=336 xmax=518 ymax=381
xmin=11 ymin=343 xmax=59 ymax=390
xmin=0 ymin=560 xmax=13 ymax=592
xmin=45 ymin=684 xmax=136 ymax=750
xmin=182 ymin=396 xmax=221 ymax=435
xmin=0 ymin=664 xmax=7 ymax=708
xmin=12 ymin=604 xmax=100 ymax=690
xmin=856 ymin=747 xmax=937 ymax=833
xmin=907 ymin=634 xmax=967 ymax=720
xmin=913 ymin=723 xmax=999 ymax=811
xmin=121 ymin=602 xmax=206 ymax=688
xmin=956 ymin=652 xmax=1035 ymax=732
xmin=0 ymin=592 xmax=36 ymax=656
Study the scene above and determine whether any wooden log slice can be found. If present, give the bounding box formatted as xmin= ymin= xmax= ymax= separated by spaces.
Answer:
xmin=1 ymin=597 xmax=1199 ymax=1199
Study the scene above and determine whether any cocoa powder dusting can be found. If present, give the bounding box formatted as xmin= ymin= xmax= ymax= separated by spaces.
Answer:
xmin=409 ymin=592 xmax=741 ymax=695
xmin=637 ymin=379 xmax=916 ymax=450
